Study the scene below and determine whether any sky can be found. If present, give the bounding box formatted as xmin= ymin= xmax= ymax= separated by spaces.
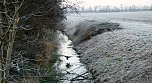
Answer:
xmin=70 ymin=0 xmax=152 ymax=7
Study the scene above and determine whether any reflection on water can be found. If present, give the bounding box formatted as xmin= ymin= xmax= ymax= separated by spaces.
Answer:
xmin=56 ymin=31 xmax=92 ymax=83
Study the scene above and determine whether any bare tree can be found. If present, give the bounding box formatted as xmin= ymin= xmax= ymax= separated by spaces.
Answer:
xmin=0 ymin=0 xmax=66 ymax=82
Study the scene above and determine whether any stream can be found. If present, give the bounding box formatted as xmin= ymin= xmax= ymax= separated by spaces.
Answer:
xmin=56 ymin=31 xmax=93 ymax=83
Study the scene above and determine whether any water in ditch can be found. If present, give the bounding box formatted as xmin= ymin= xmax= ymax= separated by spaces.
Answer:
xmin=55 ymin=31 xmax=93 ymax=83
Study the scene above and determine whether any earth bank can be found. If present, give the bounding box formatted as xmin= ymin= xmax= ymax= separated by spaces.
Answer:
xmin=64 ymin=15 xmax=152 ymax=83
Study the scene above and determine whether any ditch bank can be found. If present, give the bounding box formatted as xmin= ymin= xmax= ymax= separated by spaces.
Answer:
xmin=64 ymin=16 xmax=152 ymax=83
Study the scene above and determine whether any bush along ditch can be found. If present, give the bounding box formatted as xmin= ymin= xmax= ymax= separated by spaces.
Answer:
xmin=0 ymin=0 xmax=67 ymax=82
xmin=72 ymin=21 xmax=121 ymax=45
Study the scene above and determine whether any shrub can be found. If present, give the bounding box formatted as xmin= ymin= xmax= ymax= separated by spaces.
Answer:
xmin=72 ymin=21 xmax=121 ymax=45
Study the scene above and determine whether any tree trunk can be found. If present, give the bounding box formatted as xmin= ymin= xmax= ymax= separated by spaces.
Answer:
xmin=5 ymin=4 xmax=19 ymax=82
xmin=0 ymin=8 xmax=3 ymax=83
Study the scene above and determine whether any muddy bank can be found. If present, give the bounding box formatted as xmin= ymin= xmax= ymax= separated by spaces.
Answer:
xmin=64 ymin=15 xmax=152 ymax=83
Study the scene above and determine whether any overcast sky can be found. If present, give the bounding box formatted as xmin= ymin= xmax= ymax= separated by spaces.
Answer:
xmin=71 ymin=0 xmax=152 ymax=7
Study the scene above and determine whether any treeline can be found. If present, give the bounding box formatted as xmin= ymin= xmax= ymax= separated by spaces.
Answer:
xmin=0 ymin=0 xmax=66 ymax=82
xmin=70 ymin=5 xmax=152 ymax=13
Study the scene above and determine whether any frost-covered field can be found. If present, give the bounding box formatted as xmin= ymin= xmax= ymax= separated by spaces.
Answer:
xmin=65 ymin=11 xmax=152 ymax=36
xmin=67 ymin=11 xmax=152 ymax=24
xmin=65 ymin=11 xmax=152 ymax=83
